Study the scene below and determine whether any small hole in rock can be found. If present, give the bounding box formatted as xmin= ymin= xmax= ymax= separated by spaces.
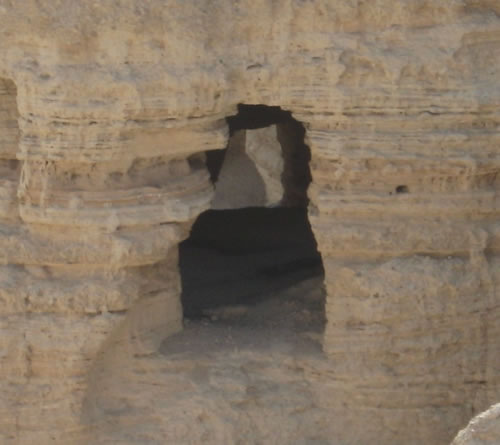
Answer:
xmin=396 ymin=185 xmax=409 ymax=194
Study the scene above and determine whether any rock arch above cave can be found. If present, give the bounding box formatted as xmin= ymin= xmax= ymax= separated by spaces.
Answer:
xmin=208 ymin=104 xmax=311 ymax=209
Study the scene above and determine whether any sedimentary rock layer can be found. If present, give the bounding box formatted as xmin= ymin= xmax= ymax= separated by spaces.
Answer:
xmin=0 ymin=1 xmax=499 ymax=444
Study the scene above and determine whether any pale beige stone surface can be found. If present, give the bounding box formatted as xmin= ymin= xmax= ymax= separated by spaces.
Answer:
xmin=211 ymin=129 xmax=268 ymax=209
xmin=245 ymin=125 xmax=285 ymax=206
xmin=212 ymin=125 xmax=285 ymax=209
xmin=0 ymin=1 xmax=499 ymax=444
xmin=452 ymin=404 xmax=500 ymax=445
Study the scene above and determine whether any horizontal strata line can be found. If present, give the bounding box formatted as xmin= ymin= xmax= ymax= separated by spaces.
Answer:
xmin=312 ymin=191 xmax=500 ymax=203
xmin=314 ymin=125 xmax=500 ymax=132
xmin=16 ymin=145 xmax=228 ymax=163
xmin=308 ymin=126 xmax=500 ymax=134
xmin=21 ymin=188 xmax=212 ymax=209
xmin=310 ymin=153 xmax=500 ymax=164
xmin=324 ymin=312 xmax=500 ymax=327
xmin=323 ymin=308 xmax=500 ymax=327
xmin=303 ymin=390 xmax=488 ymax=406
xmin=0 ymin=258 xmax=175 ymax=267
xmin=18 ymin=124 xmax=227 ymax=135
xmin=18 ymin=194 xmax=212 ymax=227
xmin=308 ymin=377 xmax=494 ymax=389
xmin=0 ymin=271 xmax=180 ymax=287
xmin=0 ymin=312 xmax=126 ymax=320
xmin=312 ymin=200 xmax=500 ymax=213
xmin=308 ymin=133 xmax=500 ymax=143
xmin=25 ymin=183 xmax=211 ymax=204
xmin=0 ymin=309 xmax=131 ymax=317
xmin=310 ymin=219 xmax=494 ymax=229
xmin=307 ymin=127 xmax=500 ymax=137
xmin=17 ymin=113 xmax=229 ymax=128
xmin=295 ymin=105 xmax=500 ymax=118
xmin=313 ymin=206 xmax=500 ymax=216
xmin=316 ymin=250 xmax=473 ymax=260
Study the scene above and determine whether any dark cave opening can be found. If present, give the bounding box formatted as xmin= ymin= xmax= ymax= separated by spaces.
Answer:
xmin=179 ymin=105 xmax=325 ymax=323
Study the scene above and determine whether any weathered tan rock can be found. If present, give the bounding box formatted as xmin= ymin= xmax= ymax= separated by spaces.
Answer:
xmin=0 ymin=1 xmax=499 ymax=444
xmin=245 ymin=125 xmax=285 ymax=205
xmin=211 ymin=129 xmax=269 ymax=209
xmin=212 ymin=125 xmax=286 ymax=209
xmin=452 ymin=404 xmax=500 ymax=445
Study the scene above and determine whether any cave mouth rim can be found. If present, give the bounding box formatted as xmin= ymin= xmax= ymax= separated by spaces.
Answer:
xmin=178 ymin=206 xmax=326 ymax=330
xmin=226 ymin=103 xmax=297 ymax=134
xmin=179 ymin=103 xmax=325 ymax=332
xmin=206 ymin=103 xmax=312 ymax=204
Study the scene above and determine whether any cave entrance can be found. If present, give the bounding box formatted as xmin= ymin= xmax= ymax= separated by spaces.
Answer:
xmin=179 ymin=105 xmax=325 ymax=333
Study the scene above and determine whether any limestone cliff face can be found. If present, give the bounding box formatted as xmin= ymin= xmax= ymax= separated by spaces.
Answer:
xmin=0 ymin=1 xmax=499 ymax=444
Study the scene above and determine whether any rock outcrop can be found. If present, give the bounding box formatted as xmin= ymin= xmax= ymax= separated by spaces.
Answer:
xmin=0 ymin=1 xmax=499 ymax=444
xmin=211 ymin=129 xmax=271 ymax=209
xmin=452 ymin=404 xmax=500 ymax=445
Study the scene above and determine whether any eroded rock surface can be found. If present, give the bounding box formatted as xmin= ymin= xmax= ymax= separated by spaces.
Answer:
xmin=211 ymin=129 xmax=269 ymax=209
xmin=0 ymin=1 xmax=499 ymax=444
xmin=452 ymin=404 xmax=500 ymax=445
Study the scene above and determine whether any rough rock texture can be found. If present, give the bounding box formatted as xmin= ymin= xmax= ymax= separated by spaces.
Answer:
xmin=452 ymin=404 xmax=500 ymax=445
xmin=85 ymin=276 xmax=327 ymax=445
xmin=212 ymin=124 xmax=296 ymax=209
xmin=211 ymin=129 xmax=271 ymax=209
xmin=245 ymin=125 xmax=285 ymax=206
xmin=0 ymin=1 xmax=500 ymax=444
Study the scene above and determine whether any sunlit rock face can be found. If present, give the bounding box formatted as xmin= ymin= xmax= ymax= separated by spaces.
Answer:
xmin=0 ymin=1 xmax=500 ymax=444
xmin=452 ymin=404 xmax=500 ymax=445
